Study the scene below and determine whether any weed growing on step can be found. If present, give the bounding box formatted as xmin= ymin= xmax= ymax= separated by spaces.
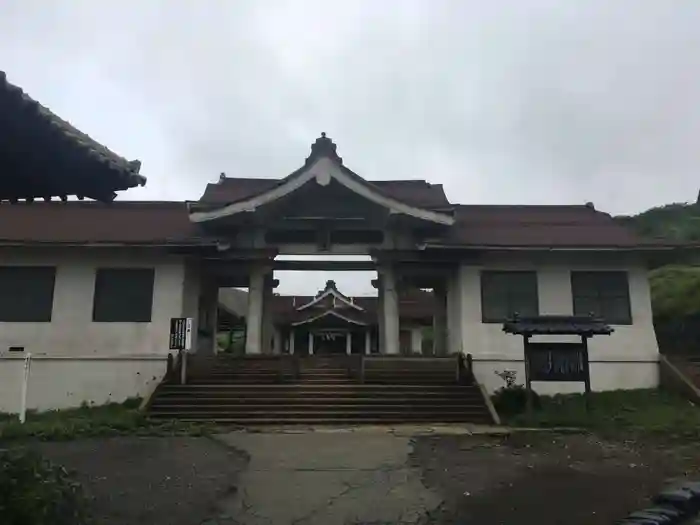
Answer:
xmin=0 ymin=399 xmax=222 ymax=442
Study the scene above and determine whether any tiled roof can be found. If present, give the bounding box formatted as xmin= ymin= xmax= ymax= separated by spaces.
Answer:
xmin=199 ymin=178 xmax=451 ymax=209
xmin=436 ymin=204 xmax=671 ymax=248
xmin=0 ymin=202 xmax=204 ymax=244
xmin=502 ymin=315 xmax=614 ymax=336
xmin=0 ymin=200 xmax=679 ymax=249
xmin=0 ymin=71 xmax=146 ymax=198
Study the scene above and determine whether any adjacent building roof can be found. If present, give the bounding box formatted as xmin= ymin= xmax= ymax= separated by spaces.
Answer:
xmin=0 ymin=71 xmax=146 ymax=202
xmin=0 ymin=202 xmax=204 ymax=245
xmin=433 ymin=204 xmax=668 ymax=249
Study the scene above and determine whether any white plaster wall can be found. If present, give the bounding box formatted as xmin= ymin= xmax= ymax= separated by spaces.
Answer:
xmin=455 ymin=252 xmax=660 ymax=393
xmin=0 ymin=356 xmax=167 ymax=412
xmin=0 ymin=247 xmax=188 ymax=357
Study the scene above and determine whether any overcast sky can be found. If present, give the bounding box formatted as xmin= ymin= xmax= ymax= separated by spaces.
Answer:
xmin=2 ymin=1 xmax=700 ymax=294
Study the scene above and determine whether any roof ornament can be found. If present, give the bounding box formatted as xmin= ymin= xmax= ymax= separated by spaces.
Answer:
xmin=306 ymin=132 xmax=342 ymax=164
xmin=218 ymin=172 xmax=226 ymax=184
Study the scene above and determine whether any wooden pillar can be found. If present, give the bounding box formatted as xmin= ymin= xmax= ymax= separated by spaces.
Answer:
xmin=245 ymin=268 xmax=265 ymax=354
xmin=381 ymin=266 xmax=400 ymax=355
xmin=410 ymin=327 xmax=423 ymax=355
xmin=289 ymin=329 xmax=295 ymax=355
xmin=273 ymin=328 xmax=282 ymax=355
xmin=308 ymin=331 xmax=314 ymax=355
xmin=377 ymin=282 xmax=385 ymax=353
xmin=261 ymin=274 xmax=277 ymax=354
xmin=345 ymin=331 xmax=352 ymax=355
xmin=432 ymin=283 xmax=448 ymax=356
xmin=364 ymin=329 xmax=371 ymax=355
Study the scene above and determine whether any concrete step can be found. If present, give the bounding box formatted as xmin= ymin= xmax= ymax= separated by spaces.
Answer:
xmin=149 ymin=416 xmax=494 ymax=425
xmin=151 ymin=397 xmax=484 ymax=407
xmin=149 ymin=411 xmax=491 ymax=422
xmin=158 ymin=382 xmax=479 ymax=395
xmin=152 ymin=391 xmax=482 ymax=401
xmin=149 ymin=403 xmax=487 ymax=412
xmin=196 ymin=370 xmax=351 ymax=376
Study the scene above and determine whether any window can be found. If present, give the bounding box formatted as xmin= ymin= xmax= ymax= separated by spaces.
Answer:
xmin=0 ymin=266 xmax=56 ymax=322
xmin=480 ymin=271 xmax=539 ymax=323
xmin=571 ymin=271 xmax=632 ymax=325
xmin=92 ymin=268 xmax=155 ymax=322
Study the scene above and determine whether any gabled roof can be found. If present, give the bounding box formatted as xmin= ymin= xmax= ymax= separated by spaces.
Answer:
xmin=188 ymin=134 xmax=455 ymax=226
xmin=199 ymin=178 xmax=452 ymax=209
xmin=291 ymin=309 xmax=370 ymax=327
xmin=296 ymin=280 xmax=363 ymax=312
xmin=0 ymin=71 xmax=146 ymax=202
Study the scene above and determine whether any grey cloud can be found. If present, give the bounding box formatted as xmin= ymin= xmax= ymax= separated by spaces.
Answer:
xmin=2 ymin=0 xmax=700 ymax=293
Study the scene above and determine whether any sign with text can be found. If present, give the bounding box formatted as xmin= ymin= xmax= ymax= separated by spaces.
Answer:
xmin=525 ymin=342 xmax=588 ymax=382
xmin=169 ymin=317 xmax=193 ymax=351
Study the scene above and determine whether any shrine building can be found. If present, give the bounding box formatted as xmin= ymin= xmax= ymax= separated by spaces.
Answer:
xmin=0 ymin=71 xmax=685 ymax=413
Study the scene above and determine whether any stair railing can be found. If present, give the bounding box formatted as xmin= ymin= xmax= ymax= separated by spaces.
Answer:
xmin=293 ymin=354 xmax=301 ymax=380
xmin=166 ymin=353 xmax=174 ymax=380
xmin=166 ymin=351 xmax=184 ymax=384
xmin=455 ymin=353 xmax=474 ymax=384
xmin=179 ymin=350 xmax=188 ymax=385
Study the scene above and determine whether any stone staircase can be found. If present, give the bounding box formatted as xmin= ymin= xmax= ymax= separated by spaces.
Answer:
xmin=147 ymin=354 xmax=495 ymax=425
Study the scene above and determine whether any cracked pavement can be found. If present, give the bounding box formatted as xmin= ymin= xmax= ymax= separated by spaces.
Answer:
xmin=209 ymin=432 xmax=441 ymax=525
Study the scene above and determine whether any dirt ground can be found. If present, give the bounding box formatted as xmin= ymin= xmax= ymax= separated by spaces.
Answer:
xmin=36 ymin=437 xmax=249 ymax=525
xmin=17 ymin=431 xmax=700 ymax=524
xmin=411 ymin=432 xmax=700 ymax=525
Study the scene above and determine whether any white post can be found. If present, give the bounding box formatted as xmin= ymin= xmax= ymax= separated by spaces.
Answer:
xmin=210 ymin=289 xmax=219 ymax=355
xmin=273 ymin=328 xmax=282 ymax=355
xmin=308 ymin=331 xmax=314 ymax=355
xmin=381 ymin=266 xmax=400 ymax=355
xmin=410 ymin=327 xmax=423 ymax=355
xmin=364 ymin=330 xmax=371 ymax=355
xmin=345 ymin=332 xmax=352 ymax=355
xmin=261 ymin=275 xmax=274 ymax=354
xmin=289 ymin=329 xmax=295 ymax=355
xmin=19 ymin=353 xmax=31 ymax=424
xmin=245 ymin=268 xmax=265 ymax=354
xmin=377 ymin=281 xmax=385 ymax=353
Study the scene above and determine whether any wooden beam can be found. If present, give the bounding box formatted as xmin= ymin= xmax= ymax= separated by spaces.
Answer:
xmin=274 ymin=260 xmax=376 ymax=271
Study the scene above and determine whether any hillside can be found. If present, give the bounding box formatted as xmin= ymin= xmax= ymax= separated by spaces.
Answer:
xmin=617 ymin=201 xmax=700 ymax=242
xmin=619 ymin=201 xmax=700 ymax=319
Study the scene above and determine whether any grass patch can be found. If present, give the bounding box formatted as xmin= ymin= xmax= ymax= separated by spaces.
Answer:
xmin=0 ymin=400 xmax=221 ymax=442
xmin=504 ymin=388 xmax=700 ymax=439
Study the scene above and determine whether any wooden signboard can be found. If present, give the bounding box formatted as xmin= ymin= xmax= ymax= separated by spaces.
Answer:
xmin=524 ymin=339 xmax=592 ymax=413
xmin=526 ymin=342 xmax=588 ymax=382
